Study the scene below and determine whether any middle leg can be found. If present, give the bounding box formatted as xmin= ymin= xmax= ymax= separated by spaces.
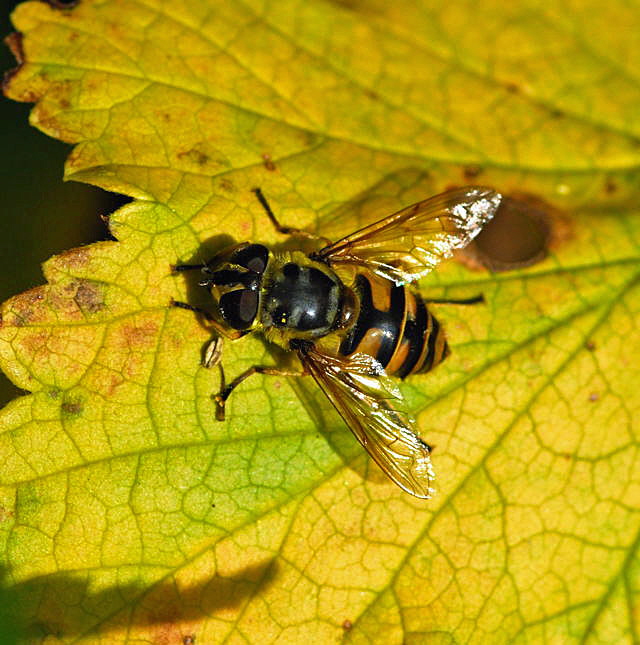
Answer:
xmin=214 ymin=364 xmax=306 ymax=421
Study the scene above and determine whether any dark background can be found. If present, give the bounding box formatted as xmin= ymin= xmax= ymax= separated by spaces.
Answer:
xmin=0 ymin=0 xmax=125 ymax=406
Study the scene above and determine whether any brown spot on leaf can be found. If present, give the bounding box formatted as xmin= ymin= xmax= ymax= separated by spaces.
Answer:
xmin=15 ymin=86 xmax=40 ymax=103
xmin=56 ymin=246 xmax=90 ymax=268
xmin=120 ymin=320 xmax=159 ymax=349
xmin=177 ymin=148 xmax=210 ymax=167
xmin=104 ymin=373 xmax=124 ymax=397
xmin=588 ymin=392 xmax=599 ymax=402
xmin=463 ymin=165 xmax=483 ymax=180
xmin=82 ymin=77 xmax=101 ymax=94
xmin=61 ymin=400 xmax=83 ymax=416
xmin=20 ymin=330 xmax=49 ymax=355
xmin=505 ymin=82 xmax=520 ymax=94
xmin=8 ymin=287 xmax=46 ymax=326
xmin=73 ymin=281 xmax=104 ymax=314
xmin=23 ymin=289 xmax=45 ymax=304
xmin=0 ymin=506 xmax=15 ymax=523
xmin=585 ymin=340 xmax=596 ymax=352
xmin=183 ymin=636 xmax=195 ymax=645
xmin=364 ymin=88 xmax=379 ymax=100
xmin=342 ymin=619 xmax=353 ymax=631
xmin=262 ymin=153 xmax=277 ymax=171
xmin=32 ymin=78 xmax=75 ymax=130
xmin=604 ymin=178 xmax=617 ymax=194
xmin=219 ymin=178 xmax=234 ymax=192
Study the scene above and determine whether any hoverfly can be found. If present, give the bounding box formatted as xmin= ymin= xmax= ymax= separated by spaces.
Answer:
xmin=172 ymin=186 xmax=502 ymax=498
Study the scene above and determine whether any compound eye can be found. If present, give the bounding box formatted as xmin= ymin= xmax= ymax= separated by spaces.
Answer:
xmin=230 ymin=244 xmax=269 ymax=274
xmin=219 ymin=289 xmax=259 ymax=330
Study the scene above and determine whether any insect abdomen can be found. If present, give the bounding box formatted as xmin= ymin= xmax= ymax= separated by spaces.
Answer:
xmin=338 ymin=273 xmax=449 ymax=378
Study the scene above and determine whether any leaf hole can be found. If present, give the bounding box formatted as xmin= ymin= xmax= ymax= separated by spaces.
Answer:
xmin=458 ymin=192 xmax=570 ymax=272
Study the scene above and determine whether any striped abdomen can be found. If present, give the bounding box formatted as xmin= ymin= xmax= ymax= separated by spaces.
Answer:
xmin=338 ymin=272 xmax=449 ymax=378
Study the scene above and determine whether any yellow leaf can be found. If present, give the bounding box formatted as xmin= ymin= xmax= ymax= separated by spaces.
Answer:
xmin=1 ymin=1 xmax=640 ymax=643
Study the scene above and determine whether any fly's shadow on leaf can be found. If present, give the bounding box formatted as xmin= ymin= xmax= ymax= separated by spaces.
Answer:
xmin=172 ymin=234 xmax=235 ymax=360
xmin=315 ymin=167 xmax=439 ymax=242
xmin=0 ymin=559 xmax=278 ymax=643
xmin=287 ymin=376 xmax=393 ymax=487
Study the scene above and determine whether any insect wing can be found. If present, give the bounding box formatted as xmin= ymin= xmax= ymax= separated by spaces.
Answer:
xmin=319 ymin=186 xmax=502 ymax=285
xmin=298 ymin=346 xmax=435 ymax=498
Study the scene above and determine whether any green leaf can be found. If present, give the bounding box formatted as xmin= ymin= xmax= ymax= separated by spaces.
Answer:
xmin=2 ymin=1 xmax=640 ymax=643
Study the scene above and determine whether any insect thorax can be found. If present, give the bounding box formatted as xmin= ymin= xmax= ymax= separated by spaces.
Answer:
xmin=261 ymin=251 xmax=343 ymax=340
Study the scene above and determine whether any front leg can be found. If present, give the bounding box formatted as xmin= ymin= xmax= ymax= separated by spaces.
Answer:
xmin=169 ymin=299 xmax=247 ymax=341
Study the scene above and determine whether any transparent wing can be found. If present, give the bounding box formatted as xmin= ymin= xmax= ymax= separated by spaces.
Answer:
xmin=318 ymin=186 xmax=502 ymax=285
xmin=298 ymin=345 xmax=435 ymax=498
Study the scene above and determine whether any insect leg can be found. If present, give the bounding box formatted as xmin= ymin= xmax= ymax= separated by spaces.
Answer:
xmin=171 ymin=263 xmax=208 ymax=273
xmin=170 ymin=299 xmax=217 ymax=321
xmin=252 ymin=188 xmax=332 ymax=245
xmin=214 ymin=364 xmax=306 ymax=421
xmin=424 ymin=294 xmax=485 ymax=305
xmin=170 ymin=299 xmax=246 ymax=340
xmin=203 ymin=337 xmax=223 ymax=368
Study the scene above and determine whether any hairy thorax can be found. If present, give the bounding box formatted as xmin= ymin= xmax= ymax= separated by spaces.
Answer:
xmin=260 ymin=251 xmax=347 ymax=347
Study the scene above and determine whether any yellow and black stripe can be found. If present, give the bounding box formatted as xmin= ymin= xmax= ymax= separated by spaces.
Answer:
xmin=338 ymin=272 xmax=449 ymax=378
